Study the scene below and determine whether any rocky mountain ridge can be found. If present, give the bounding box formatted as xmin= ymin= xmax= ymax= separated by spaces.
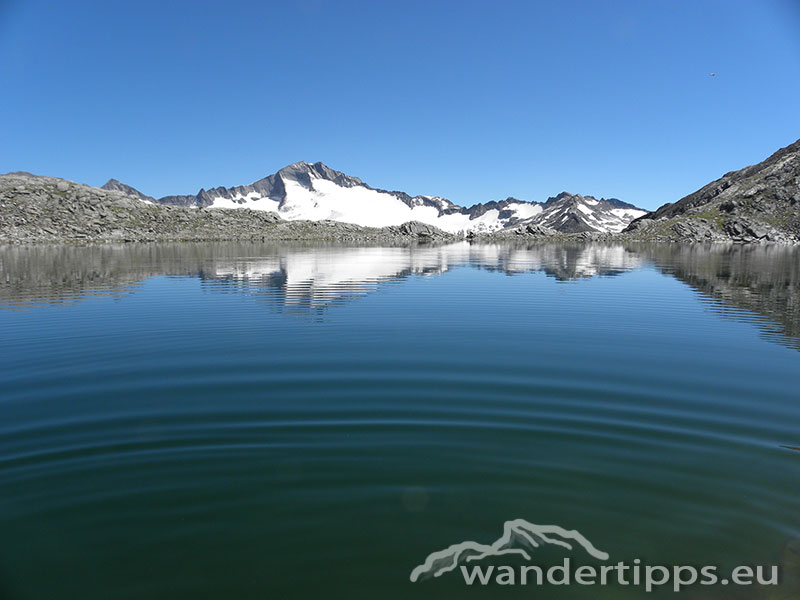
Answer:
xmin=102 ymin=161 xmax=647 ymax=234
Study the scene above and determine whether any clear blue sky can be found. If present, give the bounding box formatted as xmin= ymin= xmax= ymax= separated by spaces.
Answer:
xmin=1 ymin=0 xmax=799 ymax=210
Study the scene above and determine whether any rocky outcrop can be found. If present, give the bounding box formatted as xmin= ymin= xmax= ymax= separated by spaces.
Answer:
xmin=519 ymin=223 xmax=559 ymax=236
xmin=625 ymin=138 xmax=800 ymax=243
xmin=392 ymin=220 xmax=449 ymax=239
xmin=0 ymin=173 xmax=456 ymax=244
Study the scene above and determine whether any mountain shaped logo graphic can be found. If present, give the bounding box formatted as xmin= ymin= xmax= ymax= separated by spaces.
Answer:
xmin=410 ymin=519 xmax=610 ymax=582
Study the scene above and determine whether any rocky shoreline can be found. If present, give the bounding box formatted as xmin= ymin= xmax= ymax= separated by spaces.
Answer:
xmin=475 ymin=220 xmax=800 ymax=244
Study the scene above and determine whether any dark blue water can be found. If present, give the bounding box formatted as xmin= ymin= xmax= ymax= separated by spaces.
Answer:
xmin=0 ymin=242 xmax=798 ymax=599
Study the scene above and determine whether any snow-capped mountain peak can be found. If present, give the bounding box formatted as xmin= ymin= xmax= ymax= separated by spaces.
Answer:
xmin=532 ymin=192 xmax=648 ymax=233
xmin=102 ymin=163 xmax=648 ymax=233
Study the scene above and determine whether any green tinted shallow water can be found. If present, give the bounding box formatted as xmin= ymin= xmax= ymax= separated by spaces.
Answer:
xmin=0 ymin=242 xmax=798 ymax=599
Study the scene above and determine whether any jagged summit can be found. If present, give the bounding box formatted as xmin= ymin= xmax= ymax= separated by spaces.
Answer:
xmin=271 ymin=161 xmax=364 ymax=190
xmin=100 ymin=162 xmax=647 ymax=233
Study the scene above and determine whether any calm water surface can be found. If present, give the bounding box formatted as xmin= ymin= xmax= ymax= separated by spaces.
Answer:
xmin=0 ymin=242 xmax=798 ymax=599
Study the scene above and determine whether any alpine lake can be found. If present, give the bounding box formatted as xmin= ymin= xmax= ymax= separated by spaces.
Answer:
xmin=0 ymin=241 xmax=798 ymax=599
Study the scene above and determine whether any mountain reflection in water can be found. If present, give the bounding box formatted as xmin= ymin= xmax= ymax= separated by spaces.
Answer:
xmin=1 ymin=241 xmax=798 ymax=349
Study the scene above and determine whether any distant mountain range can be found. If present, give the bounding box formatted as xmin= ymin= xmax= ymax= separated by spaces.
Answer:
xmin=101 ymin=162 xmax=647 ymax=234
xmin=3 ymin=136 xmax=798 ymax=243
